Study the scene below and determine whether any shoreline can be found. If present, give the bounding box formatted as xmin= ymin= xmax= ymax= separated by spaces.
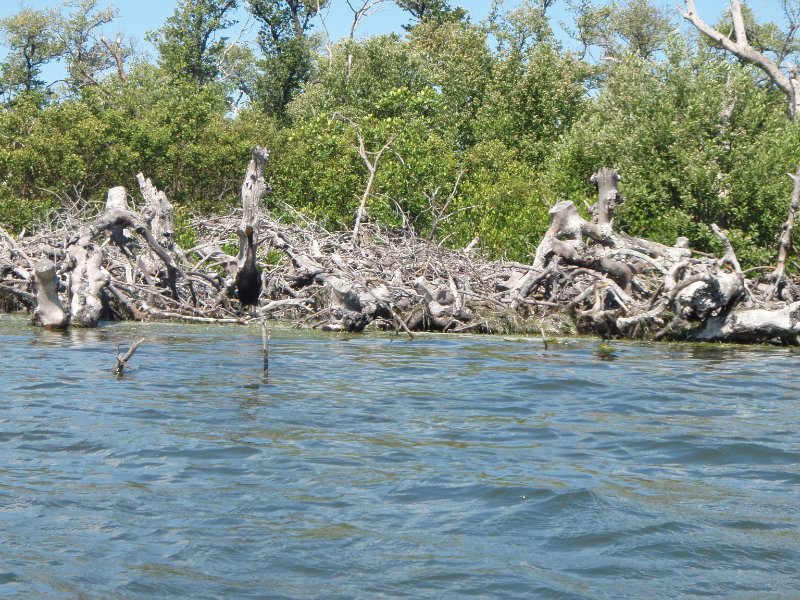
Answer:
xmin=3 ymin=157 xmax=800 ymax=346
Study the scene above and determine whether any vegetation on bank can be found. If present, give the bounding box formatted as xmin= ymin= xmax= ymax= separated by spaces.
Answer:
xmin=1 ymin=0 xmax=799 ymax=268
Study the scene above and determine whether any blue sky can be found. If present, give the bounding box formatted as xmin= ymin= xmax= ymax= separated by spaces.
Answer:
xmin=0 ymin=0 xmax=791 ymax=69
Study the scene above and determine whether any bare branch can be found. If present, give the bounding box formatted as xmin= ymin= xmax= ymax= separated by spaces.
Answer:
xmin=99 ymin=34 xmax=127 ymax=84
xmin=772 ymin=164 xmax=800 ymax=280
xmin=683 ymin=0 xmax=800 ymax=117
xmin=114 ymin=337 xmax=145 ymax=375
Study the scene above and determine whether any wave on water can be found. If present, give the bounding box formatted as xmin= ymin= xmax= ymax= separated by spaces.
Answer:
xmin=1 ymin=320 xmax=799 ymax=598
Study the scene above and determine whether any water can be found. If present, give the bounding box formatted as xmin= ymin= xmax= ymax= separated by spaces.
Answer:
xmin=0 ymin=315 xmax=798 ymax=599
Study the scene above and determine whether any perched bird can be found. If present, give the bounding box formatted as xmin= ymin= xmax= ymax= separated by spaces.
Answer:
xmin=236 ymin=225 xmax=262 ymax=307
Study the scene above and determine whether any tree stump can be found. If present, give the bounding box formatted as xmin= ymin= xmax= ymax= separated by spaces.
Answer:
xmin=34 ymin=259 xmax=68 ymax=329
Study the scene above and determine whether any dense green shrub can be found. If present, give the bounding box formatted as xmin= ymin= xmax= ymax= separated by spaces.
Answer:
xmin=1 ymin=2 xmax=799 ymax=267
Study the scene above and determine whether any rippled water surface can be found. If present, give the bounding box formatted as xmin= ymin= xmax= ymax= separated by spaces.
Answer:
xmin=1 ymin=315 xmax=799 ymax=599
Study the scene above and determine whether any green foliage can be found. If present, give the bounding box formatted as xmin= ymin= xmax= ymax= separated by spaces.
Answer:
xmin=565 ymin=0 xmax=673 ymax=62
xmin=147 ymin=0 xmax=239 ymax=84
xmin=408 ymin=20 xmax=492 ymax=147
xmin=475 ymin=40 xmax=588 ymax=165
xmin=291 ymin=34 xmax=430 ymax=117
xmin=53 ymin=0 xmax=122 ymax=92
xmin=0 ymin=8 xmax=61 ymax=96
xmin=396 ymin=0 xmax=469 ymax=30
xmin=542 ymin=41 xmax=799 ymax=265
xmin=0 ymin=190 xmax=52 ymax=234
xmin=0 ymin=66 xmax=276 ymax=220
xmin=222 ymin=235 xmax=239 ymax=256
xmin=263 ymin=248 xmax=283 ymax=265
xmin=268 ymin=115 xmax=362 ymax=227
xmin=1 ymin=1 xmax=799 ymax=269
xmin=173 ymin=205 xmax=197 ymax=249
xmin=452 ymin=140 xmax=550 ymax=257
xmin=246 ymin=0 xmax=325 ymax=116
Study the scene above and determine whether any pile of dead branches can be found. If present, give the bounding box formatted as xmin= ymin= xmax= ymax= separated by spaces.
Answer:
xmin=2 ymin=151 xmax=800 ymax=345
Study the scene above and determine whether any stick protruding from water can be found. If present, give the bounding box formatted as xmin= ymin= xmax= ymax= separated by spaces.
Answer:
xmin=114 ymin=337 xmax=145 ymax=376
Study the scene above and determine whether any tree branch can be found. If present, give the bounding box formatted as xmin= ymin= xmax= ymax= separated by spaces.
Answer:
xmin=683 ymin=0 xmax=800 ymax=117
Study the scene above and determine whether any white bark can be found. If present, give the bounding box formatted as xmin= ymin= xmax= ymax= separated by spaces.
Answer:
xmin=105 ymin=186 xmax=128 ymax=211
xmin=590 ymin=167 xmax=622 ymax=234
xmin=533 ymin=201 xmax=610 ymax=270
xmin=240 ymin=146 xmax=270 ymax=232
xmin=773 ymin=165 xmax=800 ymax=279
xmin=34 ymin=259 xmax=68 ymax=328
xmin=64 ymin=190 xmax=183 ymax=326
xmin=67 ymin=242 xmax=109 ymax=327
xmin=683 ymin=0 xmax=800 ymax=118
xmin=235 ymin=147 xmax=271 ymax=270
xmin=696 ymin=301 xmax=800 ymax=342
xmin=137 ymin=173 xmax=175 ymax=250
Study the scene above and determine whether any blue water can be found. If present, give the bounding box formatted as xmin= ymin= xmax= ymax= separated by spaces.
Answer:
xmin=0 ymin=315 xmax=798 ymax=598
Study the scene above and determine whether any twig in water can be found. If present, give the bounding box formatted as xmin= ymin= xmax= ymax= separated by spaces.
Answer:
xmin=259 ymin=304 xmax=269 ymax=375
xmin=114 ymin=337 xmax=145 ymax=375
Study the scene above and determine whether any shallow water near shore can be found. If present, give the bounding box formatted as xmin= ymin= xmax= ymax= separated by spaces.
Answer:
xmin=1 ymin=314 xmax=798 ymax=598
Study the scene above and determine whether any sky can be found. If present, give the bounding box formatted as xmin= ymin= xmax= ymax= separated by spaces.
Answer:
xmin=0 ymin=0 xmax=792 ymax=77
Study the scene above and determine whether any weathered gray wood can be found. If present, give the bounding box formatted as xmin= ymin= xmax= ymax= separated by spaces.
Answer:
xmin=590 ymin=167 xmax=622 ymax=233
xmin=105 ymin=186 xmax=128 ymax=211
xmin=62 ymin=192 xmax=184 ymax=327
xmin=6 ymin=158 xmax=800 ymax=344
xmin=671 ymin=272 xmax=744 ymax=321
xmin=533 ymin=201 xmax=605 ymax=270
xmin=114 ymin=337 xmax=145 ymax=375
xmin=240 ymin=147 xmax=270 ymax=232
xmin=137 ymin=173 xmax=175 ymax=251
xmin=67 ymin=242 xmax=108 ymax=327
xmin=230 ymin=147 xmax=271 ymax=285
xmin=34 ymin=259 xmax=68 ymax=329
xmin=324 ymin=276 xmax=372 ymax=332
xmin=773 ymin=166 xmax=800 ymax=280
xmin=695 ymin=302 xmax=800 ymax=343
xmin=683 ymin=0 xmax=800 ymax=118
xmin=105 ymin=186 xmax=134 ymax=250
xmin=532 ymin=200 xmax=634 ymax=290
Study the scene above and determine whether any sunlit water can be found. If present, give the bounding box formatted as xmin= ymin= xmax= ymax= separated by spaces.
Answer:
xmin=0 ymin=314 xmax=798 ymax=599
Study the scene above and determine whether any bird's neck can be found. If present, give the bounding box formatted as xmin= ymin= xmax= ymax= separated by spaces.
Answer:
xmin=245 ymin=235 xmax=256 ymax=263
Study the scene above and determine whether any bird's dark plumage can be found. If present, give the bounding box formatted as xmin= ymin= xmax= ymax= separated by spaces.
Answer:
xmin=236 ymin=225 xmax=262 ymax=307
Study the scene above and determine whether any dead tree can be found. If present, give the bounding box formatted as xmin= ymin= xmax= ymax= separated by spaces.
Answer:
xmin=684 ymin=0 xmax=800 ymax=294
xmin=7 ymin=150 xmax=800 ymax=345
xmin=773 ymin=165 xmax=800 ymax=283
xmin=683 ymin=0 xmax=800 ymax=118
xmin=235 ymin=146 xmax=270 ymax=281
xmin=137 ymin=173 xmax=175 ymax=251
xmin=34 ymin=259 xmax=68 ymax=329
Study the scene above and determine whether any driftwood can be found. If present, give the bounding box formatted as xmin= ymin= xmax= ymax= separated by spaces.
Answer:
xmin=2 ymin=156 xmax=800 ymax=345
xmin=114 ymin=337 xmax=145 ymax=375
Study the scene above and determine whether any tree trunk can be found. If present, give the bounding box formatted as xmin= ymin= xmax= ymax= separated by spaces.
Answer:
xmin=590 ymin=167 xmax=622 ymax=233
xmin=773 ymin=166 xmax=800 ymax=280
xmin=137 ymin=173 xmax=175 ymax=251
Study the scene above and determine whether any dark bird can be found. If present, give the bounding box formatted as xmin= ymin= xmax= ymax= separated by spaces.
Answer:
xmin=236 ymin=225 xmax=262 ymax=307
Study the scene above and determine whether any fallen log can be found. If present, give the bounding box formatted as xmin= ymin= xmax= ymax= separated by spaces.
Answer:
xmin=695 ymin=302 xmax=800 ymax=344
